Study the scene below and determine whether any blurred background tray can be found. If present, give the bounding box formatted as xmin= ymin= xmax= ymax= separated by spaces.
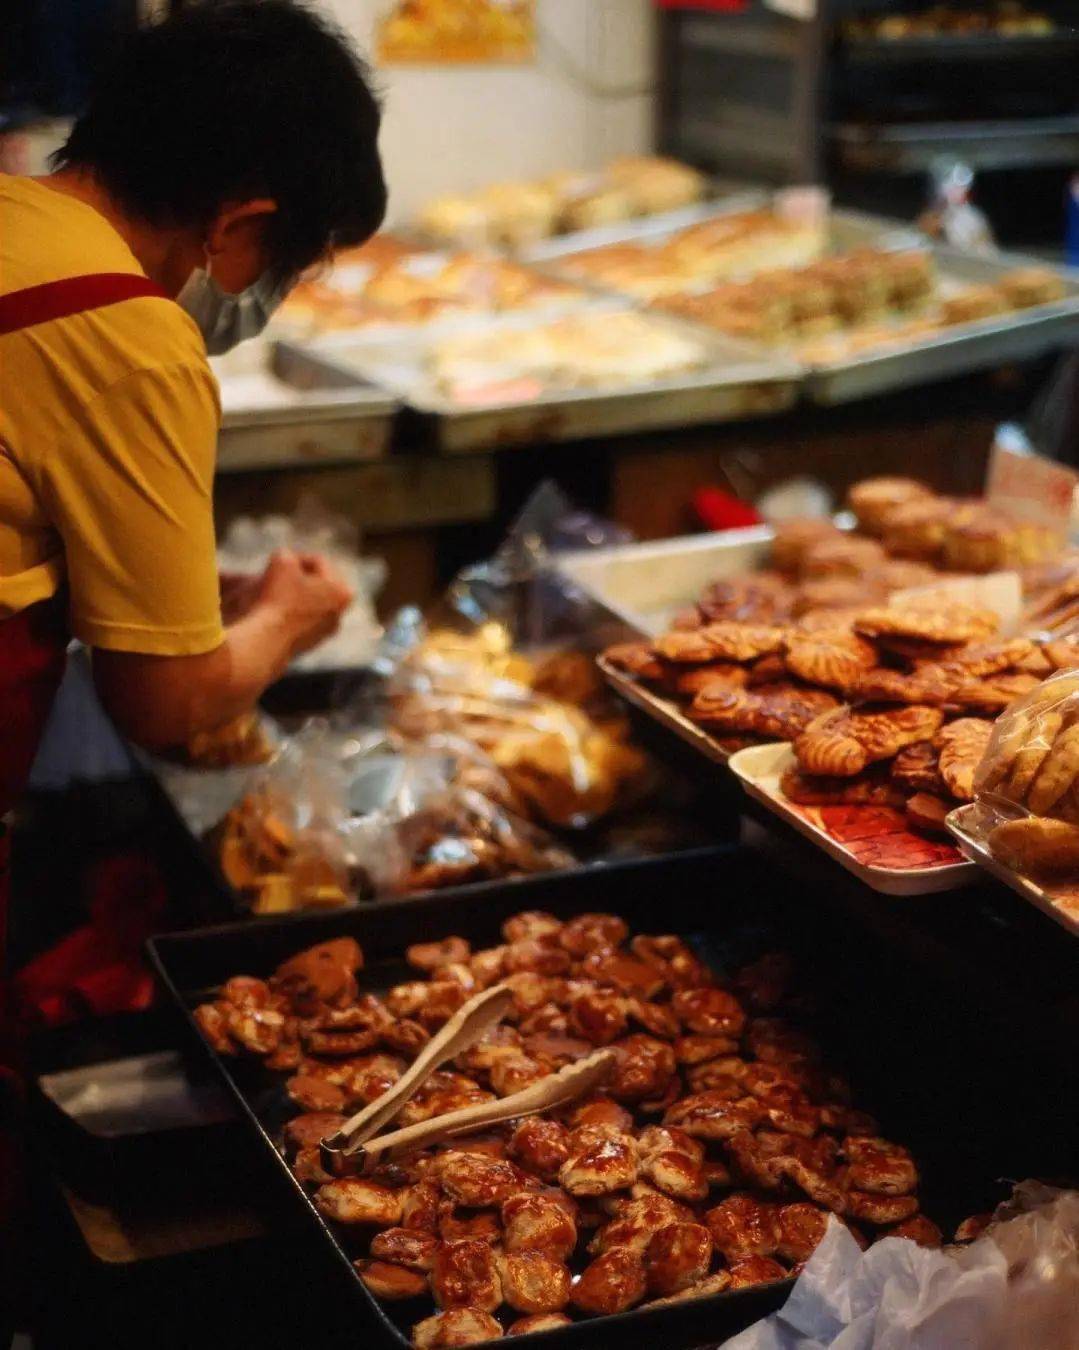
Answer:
xmin=213 ymin=341 xmax=399 ymax=472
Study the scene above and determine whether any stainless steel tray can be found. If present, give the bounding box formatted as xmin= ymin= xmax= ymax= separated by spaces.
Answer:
xmin=598 ymin=654 xmax=744 ymax=765
xmin=520 ymin=188 xmax=767 ymax=263
xmin=731 ymin=743 xmax=977 ymax=896
xmin=214 ymin=341 xmax=398 ymax=471
xmin=803 ymin=244 xmax=1079 ymax=405
xmin=947 ymin=802 xmax=1079 ymax=938
xmin=527 ymin=198 xmax=922 ymax=276
xmin=317 ymin=307 xmax=801 ymax=453
xmin=558 ymin=524 xmax=775 ymax=637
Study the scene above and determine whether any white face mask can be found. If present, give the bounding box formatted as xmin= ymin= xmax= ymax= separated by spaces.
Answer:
xmin=176 ymin=255 xmax=292 ymax=355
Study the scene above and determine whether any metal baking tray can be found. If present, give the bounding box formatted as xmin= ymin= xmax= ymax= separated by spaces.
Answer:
xmin=831 ymin=113 xmax=1079 ymax=174
xmin=559 ymin=524 xmax=775 ymax=638
xmin=948 ymin=802 xmax=1079 ymax=939
xmin=148 ymin=847 xmax=1002 ymax=1350
xmin=519 ymin=189 xmax=766 ymax=264
xmin=730 ymin=743 xmax=978 ymax=897
xmin=803 ymin=243 xmax=1079 ymax=405
xmin=318 ymin=305 xmax=800 ymax=453
xmin=214 ymin=340 xmax=399 ymax=471
xmin=598 ymin=655 xmax=747 ymax=767
xmin=526 ymin=198 xmax=922 ymax=280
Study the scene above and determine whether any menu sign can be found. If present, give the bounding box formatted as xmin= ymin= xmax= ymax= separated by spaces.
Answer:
xmin=986 ymin=441 xmax=1079 ymax=541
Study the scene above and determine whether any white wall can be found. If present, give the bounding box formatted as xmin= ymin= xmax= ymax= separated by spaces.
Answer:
xmin=323 ymin=0 xmax=657 ymax=223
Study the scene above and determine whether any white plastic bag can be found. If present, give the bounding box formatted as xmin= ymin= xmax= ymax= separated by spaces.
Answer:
xmin=725 ymin=1184 xmax=1079 ymax=1350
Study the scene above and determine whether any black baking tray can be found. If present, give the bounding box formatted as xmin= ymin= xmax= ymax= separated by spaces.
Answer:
xmin=148 ymin=847 xmax=1039 ymax=1350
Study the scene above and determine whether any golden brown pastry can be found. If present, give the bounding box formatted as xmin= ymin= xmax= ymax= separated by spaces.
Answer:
xmin=846 ymin=477 xmax=934 ymax=536
xmin=996 ymin=267 xmax=1066 ymax=309
xmin=935 ymin=719 xmax=994 ymax=801
xmin=989 ymin=815 xmax=1079 ymax=877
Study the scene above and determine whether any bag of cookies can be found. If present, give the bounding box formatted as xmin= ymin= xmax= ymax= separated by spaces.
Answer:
xmin=973 ymin=669 xmax=1079 ymax=880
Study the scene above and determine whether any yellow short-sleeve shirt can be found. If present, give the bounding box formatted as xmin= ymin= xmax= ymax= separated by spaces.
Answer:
xmin=0 ymin=174 xmax=224 ymax=655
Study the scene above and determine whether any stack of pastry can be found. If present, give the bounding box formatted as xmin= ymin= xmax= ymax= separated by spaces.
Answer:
xmin=978 ymin=670 xmax=1079 ymax=882
xmin=849 ymin=477 xmax=1063 ymax=574
xmin=606 ymin=586 xmax=1079 ymax=835
xmin=209 ymin=788 xmax=352 ymax=914
xmin=418 ymin=156 xmax=707 ymax=251
xmin=799 ymin=266 xmax=1066 ymax=365
xmin=279 ymin=241 xmax=581 ymax=334
xmin=195 ymin=917 xmax=944 ymax=1347
xmin=429 ymin=310 xmax=709 ymax=397
xmin=392 ymin=629 xmax=649 ymax=832
xmin=557 ymin=209 xmax=827 ymax=301
xmin=657 ymin=247 xmax=935 ymax=347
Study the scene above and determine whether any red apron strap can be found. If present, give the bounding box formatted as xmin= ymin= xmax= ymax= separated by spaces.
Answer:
xmin=0 ymin=272 xmax=169 ymax=336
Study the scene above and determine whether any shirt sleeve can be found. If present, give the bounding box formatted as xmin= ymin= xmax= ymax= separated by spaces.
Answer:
xmin=38 ymin=359 xmax=225 ymax=655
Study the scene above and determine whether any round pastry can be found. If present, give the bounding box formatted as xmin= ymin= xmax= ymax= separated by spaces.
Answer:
xmin=770 ymin=517 xmax=843 ymax=574
xmin=940 ymin=286 xmax=1009 ymax=326
xmin=846 ymin=477 xmax=935 ymax=536
xmin=800 ymin=535 xmax=886 ymax=579
xmin=880 ymin=497 xmax=956 ymax=562
xmin=996 ymin=267 xmax=1066 ymax=310
xmin=940 ymin=507 xmax=1020 ymax=574
xmin=989 ymin=815 xmax=1079 ymax=879
xmin=879 ymin=250 xmax=935 ymax=310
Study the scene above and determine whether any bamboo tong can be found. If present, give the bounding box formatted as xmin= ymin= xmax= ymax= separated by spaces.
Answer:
xmin=320 ymin=983 xmax=614 ymax=1176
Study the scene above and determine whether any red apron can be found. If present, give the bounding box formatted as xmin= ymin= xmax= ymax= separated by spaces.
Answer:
xmin=0 ymin=271 xmax=168 ymax=1266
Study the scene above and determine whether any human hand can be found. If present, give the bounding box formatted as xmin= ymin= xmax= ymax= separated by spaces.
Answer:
xmin=253 ymin=549 xmax=353 ymax=657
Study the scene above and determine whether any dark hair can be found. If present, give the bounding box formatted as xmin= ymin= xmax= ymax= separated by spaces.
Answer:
xmin=53 ymin=0 xmax=386 ymax=281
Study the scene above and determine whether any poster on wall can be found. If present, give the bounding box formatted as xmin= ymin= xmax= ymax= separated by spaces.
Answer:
xmin=377 ymin=0 xmax=536 ymax=64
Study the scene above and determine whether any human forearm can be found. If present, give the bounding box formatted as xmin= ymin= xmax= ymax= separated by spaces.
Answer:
xmin=92 ymin=551 xmax=352 ymax=750
xmin=92 ymin=612 xmax=290 ymax=749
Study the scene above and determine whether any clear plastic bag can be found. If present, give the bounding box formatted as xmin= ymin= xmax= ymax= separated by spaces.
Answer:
xmin=967 ymin=669 xmax=1079 ymax=883
xmin=217 ymin=492 xmax=386 ymax=670
xmin=207 ymin=721 xmax=355 ymax=913
xmin=350 ymin=782 xmax=575 ymax=897
xmin=726 ymin=1182 xmax=1079 ymax=1350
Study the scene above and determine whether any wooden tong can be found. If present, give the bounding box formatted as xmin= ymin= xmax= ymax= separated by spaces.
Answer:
xmin=320 ymin=982 xmax=614 ymax=1176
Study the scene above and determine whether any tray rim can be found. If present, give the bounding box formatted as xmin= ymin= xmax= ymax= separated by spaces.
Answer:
xmin=728 ymin=742 xmax=978 ymax=897
xmin=598 ymin=655 xmax=739 ymax=766
xmin=946 ymin=802 xmax=1079 ymax=939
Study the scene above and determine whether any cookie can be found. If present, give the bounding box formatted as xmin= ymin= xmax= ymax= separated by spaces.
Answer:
xmin=935 ymin=719 xmax=993 ymax=802
xmin=656 ymin=623 xmax=785 ymax=666
xmin=905 ymin=793 xmax=951 ymax=837
xmin=793 ymin=709 xmax=868 ymax=778
xmin=854 ymin=603 xmax=999 ymax=647
xmin=949 ymin=673 xmax=1040 ymax=715
xmin=847 ymin=477 xmax=934 ymax=536
xmin=849 ymin=667 xmax=957 ymax=707
xmin=783 ymin=630 xmax=877 ymax=693
xmin=989 ymin=815 xmax=1079 ymax=878
xmin=781 ymin=766 xmax=906 ymax=808
xmin=1005 ymin=710 xmax=1063 ymax=801
xmin=890 ymin=741 xmax=946 ymax=796
xmin=1028 ymin=722 xmax=1079 ymax=815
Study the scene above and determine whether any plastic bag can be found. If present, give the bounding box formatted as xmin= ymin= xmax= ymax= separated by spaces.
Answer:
xmin=348 ymin=781 xmax=575 ymax=898
xmin=726 ymin=1182 xmax=1079 ymax=1350
xmin=436 ymin=482 xmax=631 ymax=653
xmin=217 ymin=493 xmax=386 ymax=670
xmin=208 ymin=721 xmax=355 ymax=913
xmin=968 ymin=668 xmax=1079 ymax=882
xmin=385 ymin=635 xmax=649 ymax=830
